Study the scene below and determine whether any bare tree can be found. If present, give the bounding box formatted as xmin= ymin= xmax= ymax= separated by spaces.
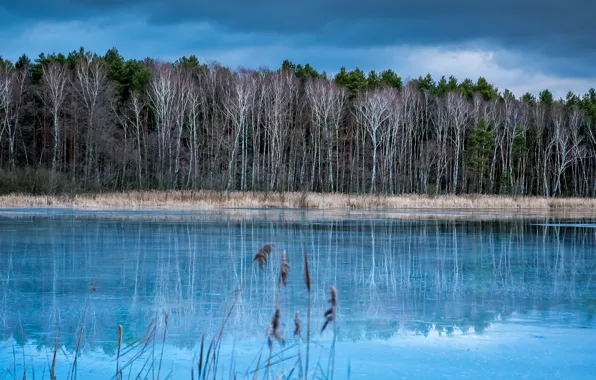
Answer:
xmin=0 ymin=64 xmax=28 ymax=169
xmin=550 ymin=103 xmax=582 ymax=195
xmin=74 ymin=53 xmax=109 ymax=185
xmin=0 ymin=66 xmax=12 ymax=164
xmin=432 ymin=95 xmax=449 ymax=194
xmin=222 ymin=70 xmax=256 ymax=191
xmin=186 ymin=78 xmax=201 ymax=189
xmin=567 ymin=106 xmax=585 ymax=194
xmin=401 ymin=83 xmax=420 ymax=193
xmin=173 ymin=66 xmax=191 ymax=188
xmin=305 ymin=77 xmax=346 ymax=192
xmin=354 ymin=88 xmax=394 ymax=194
xmin=42 ymin=62 xmax=69 ymax=173
xmin=149 ymin=63 xmax=178 ymax=187
xmin=112 ymin=89 xmax=147 ymax=188
xmin=263 ymin=70 xmax=295 ymax=191
xmin=385 ymin=88 xmax=403 ymax=193
xmin=198 ymin=64 xmax=222 ymax=188
xmin=567 ymin=106 xmax=586 ymax=195
xmin=532 ymin=102 xmax=549 ymax=195
xmin=446 ymin=91 xmax=470 ymax=194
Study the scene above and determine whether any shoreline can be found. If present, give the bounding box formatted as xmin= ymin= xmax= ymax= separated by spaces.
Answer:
xmin=1 ymin=190 xmax=596 ymax=210
xmin=0 ymin=191 xmax=595 ymax=221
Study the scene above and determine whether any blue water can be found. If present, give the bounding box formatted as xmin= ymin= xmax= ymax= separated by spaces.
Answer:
xmin=1 ymin=209 xmax=595 ymax=379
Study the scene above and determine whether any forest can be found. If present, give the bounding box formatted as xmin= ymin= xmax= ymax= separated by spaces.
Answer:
xmin=1 ymin=47 xmax=595 ymax=197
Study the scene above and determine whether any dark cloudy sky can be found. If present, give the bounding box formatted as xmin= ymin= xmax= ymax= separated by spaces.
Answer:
xmin=0 ymin=0 xmax=594 ymax=97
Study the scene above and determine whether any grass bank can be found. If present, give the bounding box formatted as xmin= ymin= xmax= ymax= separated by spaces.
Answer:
xmin=1 ymin=190 xmax=596 ymax=211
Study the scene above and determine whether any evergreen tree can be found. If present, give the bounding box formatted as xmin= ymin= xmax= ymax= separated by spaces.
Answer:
xmin=539 ymin=89 xmax=553 ymax=106
xmin=380 ymin=69 xmax=402 ymax=90
xmin=458 ymin=78 xmax=475 ymax=100
xmin=334 ymin=67 xmax=367 ymax=98
xmin=476 ymin=77 xmax=498 ymax=101
xmin=416 ymin=73 xmax=435 ymax=92
xmin=466 ymin=117 xmax=495 ymax=193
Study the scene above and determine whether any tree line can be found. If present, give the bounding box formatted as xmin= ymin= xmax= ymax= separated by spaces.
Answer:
xmin=1 ymin=47 xmax=595 ymax=196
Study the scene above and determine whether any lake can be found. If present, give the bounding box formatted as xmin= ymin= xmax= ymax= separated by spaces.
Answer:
xmin=1 ymin=208 xmax=595 ymax=379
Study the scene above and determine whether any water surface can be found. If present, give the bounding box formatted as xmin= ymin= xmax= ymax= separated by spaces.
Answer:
xmin=1 ymin=209 xmax=595 ymax=378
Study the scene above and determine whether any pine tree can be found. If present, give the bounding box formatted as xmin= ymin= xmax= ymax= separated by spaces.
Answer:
xmin=467 ymin=117 xmax=495 ymax=193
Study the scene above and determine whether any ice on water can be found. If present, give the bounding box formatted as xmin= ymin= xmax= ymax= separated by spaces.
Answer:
xmin=1 ymin=209 xmax=595 ymax=378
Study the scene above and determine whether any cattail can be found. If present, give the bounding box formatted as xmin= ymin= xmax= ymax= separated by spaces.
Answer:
xmin=267 ymin=308 xmax=284 ymax=349
xmin=321 ymin=286 xmax=337 ymax=333
xmin=303 ymin=243 xmax=312 ymax=378
xmin=279 ymin=250 xmax=290 ymax=287
xmin=294 ymin=311 xmax=301 ymax=337
xmin=303 ymin=246 xmax=311 ymax=293
xmin=253 ymin=243 xmax=275 ymax=270
xmin=329 ymin=286 xmax=337 ymax=307
xmin=89 ymin=280 xmax=99 ymax=292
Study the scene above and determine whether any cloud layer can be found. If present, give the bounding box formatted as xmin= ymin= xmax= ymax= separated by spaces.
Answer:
xmin=0 ymin=1 xmax=594 ymax=98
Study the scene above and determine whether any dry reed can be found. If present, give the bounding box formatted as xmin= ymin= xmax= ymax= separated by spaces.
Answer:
xmin=267 ymin=308 xmax=284 ymax=349
xmin=303 ymin=244 xmax=312 ymax=379
xmin=303 ymin=247 xmax=311 ymax=294
xmin=294 ymin=311 xmax=302 ymax=337
xmin=50 ymin=315 xmax=58 ymax=380
xmin=279 ymin=250 xmax=290 ymax=287
xmin=22 ymin=239 xmax=342 ymax=380
xmin=70 ymin=280 xmax=98 ymax=379
xmin=321 ymin=287 xmax=337 ymax=333
xmin=156 ymin=309 xmax=168 ymax=380
xmin=116 ymin=324 xmax=123 ymax=379
xmin=197 ymin=335 xmax=205 ymax=379
xmin=4 ymin=190 xmax=596 ymax=211
xmin=253 ymin=244 xmax=274 ymax=271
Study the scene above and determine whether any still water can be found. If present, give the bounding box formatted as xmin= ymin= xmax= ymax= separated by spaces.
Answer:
xmin=1 ymin=209 xmax=595 ymax=379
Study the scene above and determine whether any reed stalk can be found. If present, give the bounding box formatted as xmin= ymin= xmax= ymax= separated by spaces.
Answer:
xmin=115 ymin=324 xmax=123 ymax=379
xmin=303 ymin=244 xmax=311 ymax=380
xmin=69 ymin=280 xmax=98 ymax=380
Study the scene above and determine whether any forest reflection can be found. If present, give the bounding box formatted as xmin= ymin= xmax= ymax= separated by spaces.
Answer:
xmin=1 ymin=214 xmax=595 ymax=354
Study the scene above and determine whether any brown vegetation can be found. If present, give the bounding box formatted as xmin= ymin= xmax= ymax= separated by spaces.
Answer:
xmin=2 ymin=190 xmax=596 ymax=211
xmin=321 ymin=287 xmax=338 ymax=333
xmin=253 ymin=243 xmax=274 ymax=270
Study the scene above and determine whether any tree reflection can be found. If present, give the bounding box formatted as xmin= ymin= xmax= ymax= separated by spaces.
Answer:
xmin=0 ymin=214 xmax=595 ymax=353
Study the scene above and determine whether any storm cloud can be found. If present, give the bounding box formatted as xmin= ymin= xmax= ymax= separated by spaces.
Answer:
xmin=0 ymin=0 xmax=594 ymax=96
xmin=2 ymin=1 xmax=594 ymax=54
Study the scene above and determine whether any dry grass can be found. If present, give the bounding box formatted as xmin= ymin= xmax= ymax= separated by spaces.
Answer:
xmin=2 ymin=190 xmax=596 ymax=211
xmin=279 ymin=250 xmax=290 ymax=287
xmin=266 ymin=308 xmax=284 ymax=349
xmin=253 ymin=244 xmax=274 ymax=271
xmin=11 ymin=242 xmax=335 ymax=379
xmin=294 ymin=311 xmax=302 ymax=338
xmin=321 ymin=287 xmax=337 ymax=334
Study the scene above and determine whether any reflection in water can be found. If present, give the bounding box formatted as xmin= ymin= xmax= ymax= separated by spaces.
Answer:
xmin=1 ymin=211 xmax=596 ymax=377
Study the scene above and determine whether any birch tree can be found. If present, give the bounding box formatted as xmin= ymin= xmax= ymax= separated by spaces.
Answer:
xmin=0 ymin=64 xmax=28 ymax=169
xmin=305 ymin=77 xmax=346 ymax=192
xmin=263 ymin=70 xmax=295 ymax=190
xmin=149 ymin=63 xmax=177 ymax=187
xmin=354 ymin=88 xmax=394 ymax=194
xmin=173 ymin=67 xmax=191 ymax=188
xmin=222 ymin=70 xmax=255 ymax=191
xmin=0 ymin=67 xmax=12 ymax=165
xmin=446 ymin=91 xmax=470 ymax=194
xmin=74 ymin=53 xmax=108 ymax=184
xmin=42 ymin=62 xmax=69 ymax=173
xmin=186 ymin=79 xmax=201 ymax=189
